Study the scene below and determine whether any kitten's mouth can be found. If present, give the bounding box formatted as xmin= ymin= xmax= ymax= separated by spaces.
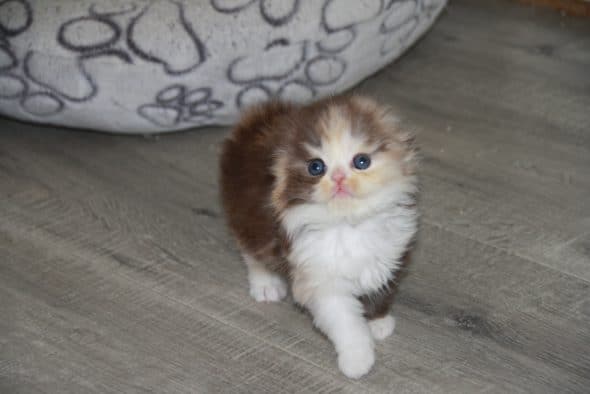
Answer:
xmin=332 ymin=185 xmax=353 ymax=199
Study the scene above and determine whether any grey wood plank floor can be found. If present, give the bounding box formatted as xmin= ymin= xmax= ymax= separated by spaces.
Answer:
xmin=1 ymin=1 xmax=589 ymax=393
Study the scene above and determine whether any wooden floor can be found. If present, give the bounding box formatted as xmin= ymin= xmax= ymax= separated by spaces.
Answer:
xmin=1 ymin=1 xmax=589 ymax=393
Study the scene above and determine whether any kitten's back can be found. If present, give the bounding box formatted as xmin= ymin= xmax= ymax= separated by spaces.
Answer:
xmin=219 ymin=101 xmax=295 ymax=263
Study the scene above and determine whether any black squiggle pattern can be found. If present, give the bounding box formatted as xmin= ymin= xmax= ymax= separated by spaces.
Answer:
xmin=212 ymin=0 xmax=299 ymax=27
xmin=379 ymin=0 xmax=420 ymax=56
xmin=23 ymin=50 xmax=97 ymax=103
xmin=139 ymin=84 xmax=223 ymax=126
xmin=54 ymin=3 xmax=134 ymax=111
xmin=321 ymin=0 xmax=383 ymax=33
xmin=265 ymin=38 xmax=290 ymax=51
xmin=23 ymin=49 xmax=132 ymax=103
xmin=421 ymin=0 xmax=443 ymax=17
xmin=259 ymin=0 xmax=300 ymax=27
xmin=0 ymin=0 xmax=445 ymax=130
xmin=80 ymin=48 xmax=133 ymax=64
xmin=156 ymin=84 xmax=186 ymax=105
xmin=189 ymin=100 xmax=223 ymax=117
xmin=381 ymin=15 xmax=418 ymax=39
xmin=0 ymin=43 xmax=17 ymax=71
xmin=304 ymin=55 xmax=346 ymax=86
xmin=380 ymin=0 xmax=418 ymax=34
xmin=0 ymin=0 xmax=33 ymax=37
xmin=138 ymin=103 xmax=182 ymax=127
xmin=277 ymin=79 xmax=316 ymax=101
xmin=0 ymin=73 xmax=28 ymax=99
xmin=316 ymin=27 xmax=356 ymax=54
xmin=89 ymin=2 xmax=138 ymax=17
xmin=20 ymin=91 xmax=64 ymax=117
xmin=184 ymin=87 xmax=212 ymax=106
xmin=236 ymin=83 xmax=272 ymax=109
xmin=210 ymin=0 xmax=256 ymax=13
xmin=58 ymin=16 xmax=121 ymax=53
xmin=385 ymin=0 xmax=398 ymax=10
xmin=227 ymin=41 xmax=307 ymax=85
xmin=127 ymin=1 xmax=207 ymax=75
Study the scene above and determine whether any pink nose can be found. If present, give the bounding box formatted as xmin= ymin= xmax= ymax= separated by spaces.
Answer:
xmin=331 ymin=168 xmax=346 ymax=184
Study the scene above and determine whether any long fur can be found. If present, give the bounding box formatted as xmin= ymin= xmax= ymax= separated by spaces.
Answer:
xmin=220 ymin=95 xmax=418 ymax=379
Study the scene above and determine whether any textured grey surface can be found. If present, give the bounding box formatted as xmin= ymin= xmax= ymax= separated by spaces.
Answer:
xmin=0 ymin=0 xmax=446 ymax=133
xmin=1 ymin=0 xmax=589 ymax=393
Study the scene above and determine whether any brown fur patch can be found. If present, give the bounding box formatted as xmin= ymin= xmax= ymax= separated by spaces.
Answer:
xmin=359 ymin=250 xmax=413 ymax=320
xmin=220 ymin=101 xmax=295 ymax=272
xmin=220 ymin=95 xmax=417 ymax=277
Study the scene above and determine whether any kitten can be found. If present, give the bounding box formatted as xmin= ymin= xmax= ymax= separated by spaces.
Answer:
xmin=220 ymin=95 xmax=418 ymax=379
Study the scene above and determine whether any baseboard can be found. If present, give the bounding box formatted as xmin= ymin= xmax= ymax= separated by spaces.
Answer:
xmin=517 ymin=0 xmax=590 ymax=16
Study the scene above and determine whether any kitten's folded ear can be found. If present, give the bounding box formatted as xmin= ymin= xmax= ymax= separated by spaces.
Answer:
xmin=349 ymin=95 xmax=381 ymax=111
xmin=397 ymin=128 xmax=417 ymax=150
xmin=358 ymin=96 xmax=420 ymax=174
xmin=350 ymin=95 xmax=417 ymax=147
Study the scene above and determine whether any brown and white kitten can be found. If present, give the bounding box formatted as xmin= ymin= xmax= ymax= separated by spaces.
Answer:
xmin=220 ymin=95 xmax=418 ymax=379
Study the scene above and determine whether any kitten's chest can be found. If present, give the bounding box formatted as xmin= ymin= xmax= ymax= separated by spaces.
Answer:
xmin=288 ymin=212 xmax=415 ymax=293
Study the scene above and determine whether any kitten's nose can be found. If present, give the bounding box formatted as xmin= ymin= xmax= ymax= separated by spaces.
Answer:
xmin=331 ymin=168 xmax=346 ymax=184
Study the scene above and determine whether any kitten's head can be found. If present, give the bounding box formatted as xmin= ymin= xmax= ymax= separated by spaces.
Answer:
xmin=272 ymin=96 xmax=417 ymax=222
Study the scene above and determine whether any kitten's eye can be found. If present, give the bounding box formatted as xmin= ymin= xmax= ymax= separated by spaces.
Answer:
xmin=353 ymin=153 xmax=371 ymax=170
xmin=307 ymin=159 xmax=326 ymax=176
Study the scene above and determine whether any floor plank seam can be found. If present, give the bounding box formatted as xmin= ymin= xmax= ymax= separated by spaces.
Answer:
xmin=420 ymin=218 xmax=590 ymax=285
xmin=0 ymin=218 xmax=369 ymax=388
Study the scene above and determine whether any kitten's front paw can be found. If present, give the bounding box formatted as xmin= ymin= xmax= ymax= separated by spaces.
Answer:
xmin=369 ymin=315 xmax=395 ymax=340
xmin=338 ymin=345 xmax=375 ymax=379
xmin=249 ymin=274 xmax=287 ymax=302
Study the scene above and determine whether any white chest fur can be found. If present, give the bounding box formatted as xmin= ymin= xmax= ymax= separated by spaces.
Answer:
xmin=283 ymin=203 xmax=417 ymax=298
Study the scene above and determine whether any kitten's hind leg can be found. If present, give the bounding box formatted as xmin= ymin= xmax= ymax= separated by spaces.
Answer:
xmin=360 ymin=279 xmax=396 ymax=340
xmin=243 ymin=253 xmax=287 ymax=302
xmin=368 ymin=315 xmax=395 ymax=340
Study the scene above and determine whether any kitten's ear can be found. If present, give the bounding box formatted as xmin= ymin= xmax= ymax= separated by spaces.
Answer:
xmin=350 ymin=95 xmax=381 ymax=112
xmin=396 ymin=126 xmax=416 ymax=148
xmin=398 ymin=127 xmax=419 ymax=176
xmin=371 ymin=101 xmax=416 ymax=150
xmin=350 ymin=95 xmax=402 ymax=133
xmin=350 ymin=94 xmax=418 ymax=167
xmin=372 ymin=100 xmax=419 ymax=173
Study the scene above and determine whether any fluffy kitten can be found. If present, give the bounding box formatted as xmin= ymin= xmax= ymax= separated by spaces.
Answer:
xmin=220 ymin=95 xmax=418 ymax=379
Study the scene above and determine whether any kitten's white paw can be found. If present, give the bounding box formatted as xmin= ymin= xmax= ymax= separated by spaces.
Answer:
xmin=249 ymin=273 xmax=287 ymax=302
xmin=337 ymin=345 xmax=375 ymax=379
xmin=369 ymin=315 xmax=395 ymax=340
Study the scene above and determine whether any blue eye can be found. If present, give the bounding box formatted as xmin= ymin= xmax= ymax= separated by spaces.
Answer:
xmin=353 ymin=153 xmax=371 ymax=170
xmin=307 ymin=159 xmax=326 ymax=176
